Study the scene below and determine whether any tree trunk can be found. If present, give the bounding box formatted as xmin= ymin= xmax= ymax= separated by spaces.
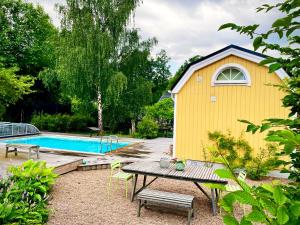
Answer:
xmin=97 ymin=91 xmax=103 ymax=132
xmin=131 ymin=119 xmax=136 ymax=134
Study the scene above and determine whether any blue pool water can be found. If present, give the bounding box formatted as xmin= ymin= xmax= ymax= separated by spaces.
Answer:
xmin=1 ymin=136 xmax=129 ymax=154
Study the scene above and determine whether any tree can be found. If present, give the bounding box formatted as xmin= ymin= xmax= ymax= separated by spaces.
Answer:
xmin=212 ymin=1 xmax=300 ymax=224
xmin=0 ymin=65 xmax=34 ymax=118
xmin=168 ymin=55 xmax=202 ymax=90
xmin=144 ymin=98 xmax=174 ymax=135
xmin=0 ymin=0 xmax=62 ymax=122
xmin=149 ymin=50 xmax=172 ymax=102
xmin=104 ymin=30 xmax=171 ymax=133
xmin=0 ymin=0 xmax=57 ymax=75
xmin=57 ymin=0 xmax=140 ymax=132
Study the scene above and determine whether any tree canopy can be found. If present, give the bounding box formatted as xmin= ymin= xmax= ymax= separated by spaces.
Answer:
xmin=56 ymin=0 xmax=141 ymax=131
xmin=168 ymin=55 xmax=202 ymax=90
xmin=0 ymin=65 xmax=33 ymax=118
xmin=0 ymin=0 xmax=57 ymax=75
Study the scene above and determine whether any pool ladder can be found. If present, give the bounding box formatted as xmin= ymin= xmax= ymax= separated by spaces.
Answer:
xmin=99 ymin=135 xmax=119 ymax=153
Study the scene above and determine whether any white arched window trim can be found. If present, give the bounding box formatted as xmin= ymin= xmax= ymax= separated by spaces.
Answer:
xmin=211 ymin=63 xmax=251 ymax=86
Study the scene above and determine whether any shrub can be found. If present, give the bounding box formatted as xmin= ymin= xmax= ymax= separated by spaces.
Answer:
xmin=245 ymin=144 xmax=280 ymax=180
xmin=208 ymin=131 xmax=281 ymax=180
xmin=31 ymin=113 xmax=95 ymax=132
xmin=144 ymin=98 xmax=174 ymax=137
xmin=137 ymin=116 xmax=159 ymax=139
xmin=208 ymin=131 xmax=252 ymax=169
xmin=0 ymin=160 xmax=57 ymax=224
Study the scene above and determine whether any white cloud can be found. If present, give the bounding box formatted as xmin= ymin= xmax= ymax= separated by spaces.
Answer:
xmin=26 ymin=0 xmax=281 ymax=73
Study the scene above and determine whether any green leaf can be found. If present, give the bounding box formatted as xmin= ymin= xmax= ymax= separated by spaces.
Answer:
xmin=277 ymin=30 xmax=283 ymax=38
xmin=261 ymin=183 xmax=274 ymax=193
xmin=260 ymin=198 xmax=277 ymax=216
xmin=260 ymin=123 xmax=271 ymax=132
xmin=283 ymin=143 xmax=295 ymax=154
xmin=286 ymin=26 xmax=299 ymax=36
xmin=240 ymin=217 xmax=252 ymax=225
xmin=223 ymin=215 xmax=239 ymax=225
xmin=230 ymin=191 xmax=258 ymax=206
xmin=272 ymin=16 xmax=292 ymax=27
xmin=269 ymin=63 xmax=282 ymax=73
xmin=246 ymin=124 xmax=259 ymax=133
xmin=290 ymin=202 xmax=300 ymax=217
xmin=219 ymin=23 xmax=237 ymax=31
xmin=253 ymin=36 xmax=263 ymax=50
xmin=238 ymin=119 xmax=253 ymax=125
xmin=274 ymin=186 xmax=288 ymax=205
xmin=34 ymin=194 xmax=42 ymax=202
xmin=277 ymin=205 xmax=289 ymax=224
xmin=246 ymin=210 xmax=267 ymax=222
xmin=259 ymin=57 xmax=276 ymax=66
xmin=214 ymin=168 xmax=235 ymax=179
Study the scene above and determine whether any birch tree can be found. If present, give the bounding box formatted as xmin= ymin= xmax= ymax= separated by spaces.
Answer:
xmin=57 ymin=0 xmax=140 ymax=131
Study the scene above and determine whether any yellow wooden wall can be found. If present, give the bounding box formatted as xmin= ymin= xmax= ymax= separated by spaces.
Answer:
xmin=174 ymin=55 xmax=289 ymax=160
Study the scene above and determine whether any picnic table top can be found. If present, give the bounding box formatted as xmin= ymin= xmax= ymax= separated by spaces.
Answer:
xmin=6 ymin=143 xmax=39 ymax=149
xmin=122 ymin=161 xmax=227 ymax=184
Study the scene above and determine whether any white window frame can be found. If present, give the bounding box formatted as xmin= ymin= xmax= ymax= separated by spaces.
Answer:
xmin=211 ymin=63 xmax=251 ymax=86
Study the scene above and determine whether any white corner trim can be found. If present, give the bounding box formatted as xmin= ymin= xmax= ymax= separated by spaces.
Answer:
xmin=171 ymin=48 xmax=290 ymax=93
xmin=211 ymin=63 xmax=251 ymax=86
xmin=172 ymin=94 xmax=177 ymax=158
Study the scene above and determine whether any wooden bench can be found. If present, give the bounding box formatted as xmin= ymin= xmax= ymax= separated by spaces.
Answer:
xmin=5 ymin=144 xmax=40 ymax=159
xmin=137 ymin=189 xmax=195 ymax=225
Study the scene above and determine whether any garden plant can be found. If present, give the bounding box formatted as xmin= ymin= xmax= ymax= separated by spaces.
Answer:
xmin=211 ymin=0 xmax=300 ymax=224
xmin=0 ymin=160 xmax=57 ymax=224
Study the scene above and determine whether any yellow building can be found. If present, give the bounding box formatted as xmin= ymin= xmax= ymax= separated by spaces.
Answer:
xmin=171 ymin=45 xmax=289 ymax=161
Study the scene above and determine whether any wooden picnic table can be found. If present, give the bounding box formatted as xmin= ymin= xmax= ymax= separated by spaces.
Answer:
xmin=122 ymin=161 xmax=227 ymax=216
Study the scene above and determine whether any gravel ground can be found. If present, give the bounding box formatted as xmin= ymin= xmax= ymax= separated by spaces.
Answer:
xmin=47 ymin=169 xmax=259 ymax=225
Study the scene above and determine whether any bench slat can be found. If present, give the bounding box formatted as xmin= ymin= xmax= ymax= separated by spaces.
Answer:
xmin=137 ymin=189 xmax=194 ymax=207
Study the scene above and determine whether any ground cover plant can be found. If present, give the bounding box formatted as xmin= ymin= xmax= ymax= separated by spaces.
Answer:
xmin=0 ymin=160 xmax=57 ymax=224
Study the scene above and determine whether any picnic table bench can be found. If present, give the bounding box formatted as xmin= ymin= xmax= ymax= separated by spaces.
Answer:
xmin=137 ymin=189 xmax=195 ymax=225
xmin=122 ymin=161 xmax=227 ymax=216
xmin=5 ymin=144 xmax=40 ymax=159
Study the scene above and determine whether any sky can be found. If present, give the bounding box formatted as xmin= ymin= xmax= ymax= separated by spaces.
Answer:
xmin=26 ymin=0 xmax=281 ymax=74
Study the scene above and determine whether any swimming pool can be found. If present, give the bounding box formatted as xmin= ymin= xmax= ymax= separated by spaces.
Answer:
xmin=0 ymin=136 xmax=129 ymax=154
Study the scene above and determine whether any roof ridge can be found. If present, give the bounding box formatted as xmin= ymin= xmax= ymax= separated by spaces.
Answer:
xmin=170 ymin=44 xmax=267 ymax=90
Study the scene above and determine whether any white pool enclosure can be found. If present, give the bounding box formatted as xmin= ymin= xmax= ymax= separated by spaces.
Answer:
xmin=0 ymin=122 xmax=40 ymax=138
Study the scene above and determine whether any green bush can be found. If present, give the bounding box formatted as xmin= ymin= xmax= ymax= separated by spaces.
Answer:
xmin=208 ymin=131 xmax=280 ymax=180
xmin=208 ymin=131 xmax=253 ymax=169
xmin=137 ymin=116 xmax=159 ymax=139
xmin=144 ymin=98 xmax=174 ymax=137
xmin=31 ymin=113 xmax=95 ymax=132
xmin=0 ymin=160 xmax=57 ymax=224
xmin=245 ymin=144 xmax=280 ymax=180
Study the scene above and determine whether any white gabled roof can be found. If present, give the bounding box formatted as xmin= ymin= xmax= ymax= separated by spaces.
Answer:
xmin=171 ymin=45 xmax=289 ymax=94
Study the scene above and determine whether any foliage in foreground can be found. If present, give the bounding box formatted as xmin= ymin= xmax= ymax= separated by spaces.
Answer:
xmin=214 ymin=0 xmax=300 ymax=224
xmin=31 ymin=113 xmax=95 ymax=132
xmin=0 ymin=160 xmax=57 ymax=224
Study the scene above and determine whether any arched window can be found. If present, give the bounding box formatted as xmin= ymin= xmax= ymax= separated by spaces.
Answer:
xmin=212 ymin=63 xmax=251 ymax=86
